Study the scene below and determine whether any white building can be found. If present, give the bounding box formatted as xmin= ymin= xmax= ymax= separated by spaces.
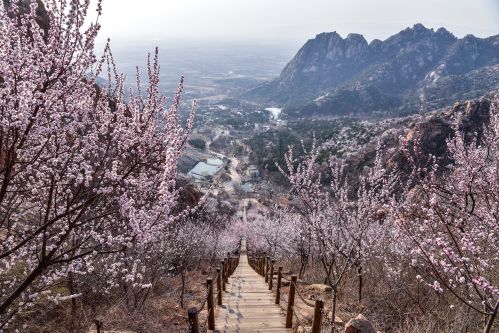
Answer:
xmin=188 ymin=158 xmax=224 ymax=183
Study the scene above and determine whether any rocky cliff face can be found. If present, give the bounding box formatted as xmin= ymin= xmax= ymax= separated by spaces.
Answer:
xmin=275 ymin=32 xmax=372 ymax=100
xmin=0 ymin=0 xmax=49 ymax=90
xmin=3 ymin=0 xmax=49 ymax=31
xmin=245 ymin=24 xmax=499 ymax=118
xmin=336 ymin=93 xmax=496 ymax=194
xmin=391 ymin=96 xmax=492 ymax=169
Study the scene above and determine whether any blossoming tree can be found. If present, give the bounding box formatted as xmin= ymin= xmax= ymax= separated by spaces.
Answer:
xmin=393 ymin=100 xmax=499 ymax=332
xmin=0 ymin=0 xmax=195 ymax=328
xmin=278 ymin=139 xmax=393 ymax=331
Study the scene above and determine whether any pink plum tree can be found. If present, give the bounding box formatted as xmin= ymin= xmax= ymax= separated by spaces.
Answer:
xmin=392 ymin=100 xmax=499 ymax=333
xmin=0 ymin=0 xmax=195 ymax=328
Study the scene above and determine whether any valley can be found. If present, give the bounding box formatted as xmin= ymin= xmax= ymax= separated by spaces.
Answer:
xmin=169 ymin=24 xmax=499 ymax=206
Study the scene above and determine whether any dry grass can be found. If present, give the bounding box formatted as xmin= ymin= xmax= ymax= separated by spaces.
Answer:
xmin=17 ymin=266 xmax=215 ymax=333
xmin=272 ymin=258 xmax=495 ymax=333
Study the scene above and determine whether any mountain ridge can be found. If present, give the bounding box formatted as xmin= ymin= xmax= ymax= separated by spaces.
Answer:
xmin=244 ymin=24 xmax=499 ymax=118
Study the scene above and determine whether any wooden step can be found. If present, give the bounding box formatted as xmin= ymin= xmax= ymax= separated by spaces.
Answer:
xmin=212 ymin=239 xmax=292 ymax=333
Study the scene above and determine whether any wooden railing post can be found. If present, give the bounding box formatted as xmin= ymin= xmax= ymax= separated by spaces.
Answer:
xmin=221 ymin=260 xmax=226 ymax=291
xmin=311 ymin=299 xmax=324 ymax=333
xmin=269 ymin=260 xmax=275 ymax=290
xmin=187 ymin=307 xmax=200 ymax=333
xmin=206 ymin=278 xmax=215 ymax=330
xmin=275 ymin=266 xmax=282 ymax=304
xmin=285 ymin=275 xmax=297 ymax=328
xmin=216 ymin=268 xmax=222 ymax=306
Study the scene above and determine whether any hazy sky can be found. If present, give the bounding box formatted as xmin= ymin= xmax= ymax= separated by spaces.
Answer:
xmin=94 ymin=0 xmax=499 ymax=47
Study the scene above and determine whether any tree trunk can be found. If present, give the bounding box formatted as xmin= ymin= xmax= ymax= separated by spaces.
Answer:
xmin=67 ymin=272 xmax=79 ymax=331
xmin=484 ymin=300 xmax=499 ymax=333
xmin=180 ymin=267 xmax=186 ymax=309
xmin=331 ymin=286 xmax=338 ymax=333
xmin=322 ymin=259 xmax=332 ymax=286
xmin=0 ymin=263 xmax=44 ymax=315
xmin=298 ymin=246 xmax=309 ymax=279
xmin=299 ymin=259 xmax=308 ymax=279
xmin=211 ymin=235 xmax=220 ymax=264
xmin=357 ymin=265 xmax=363 ymax=303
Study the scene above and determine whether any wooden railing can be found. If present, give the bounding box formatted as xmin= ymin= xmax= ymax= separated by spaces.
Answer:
xmin=186 ymin=251 xmax=240 ymax=333
xmin=248 ymin=252 xmax=326 ymax=333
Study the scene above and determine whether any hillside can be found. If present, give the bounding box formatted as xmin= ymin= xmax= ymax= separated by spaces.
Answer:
xmin=245 ymin=24 xmax=499 ymax=118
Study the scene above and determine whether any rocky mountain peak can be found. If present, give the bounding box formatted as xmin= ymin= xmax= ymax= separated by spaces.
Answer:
xmin=384 ymin=23 xmax=439 ymax=47
xmin=463 ymin=33 xmax=478 ymax=41
xmin=313 ymin=31 xmax=343 ymax=44
xmin=398 ymin=23 xmax=434 ymax=38
xmin=436 ymin=27 xmax=454 ymax=38
xmin=245 ymin=25 xmax=499 ymax=114
xmin=346 ymin=33 xmax=366 ymax=42
xmin=346 ymin=33 xmax=368 ymax=47
xmin=412 ymin=23 xmax=431 ymax=33
xmin=328 ymin=31 xmax=343 ymax=40
xmin=308 ymin=31 xmax=368 ymax=56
